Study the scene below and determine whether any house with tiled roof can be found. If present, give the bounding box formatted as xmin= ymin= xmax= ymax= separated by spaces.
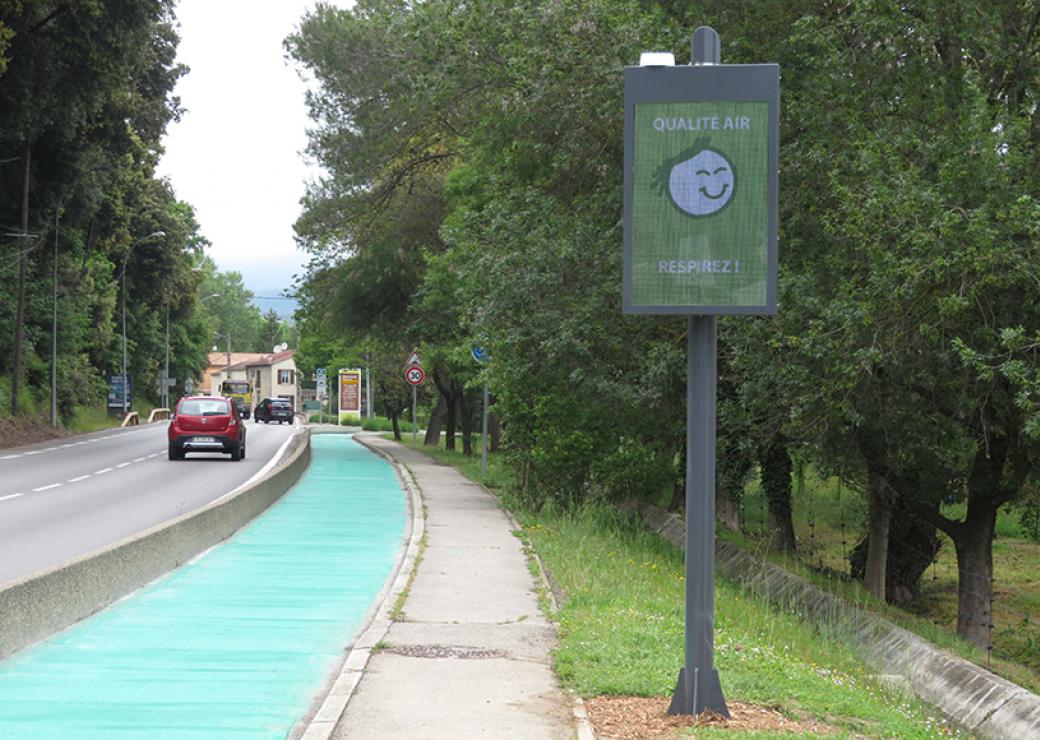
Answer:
xmin=199 ymin=349 xmax=299 ymax=409
xmin=197 ymin=352 xmax=263 ymax=395
xmin=242 ymin=349 xmax=298 ymax=408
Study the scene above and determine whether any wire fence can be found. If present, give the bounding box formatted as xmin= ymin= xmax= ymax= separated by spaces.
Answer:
xmin=739 ymin=479 xmax=1039 ymax=675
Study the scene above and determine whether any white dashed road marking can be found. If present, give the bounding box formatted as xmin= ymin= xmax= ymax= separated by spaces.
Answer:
xmin=0 ymin=430 xmax=172 ymax=504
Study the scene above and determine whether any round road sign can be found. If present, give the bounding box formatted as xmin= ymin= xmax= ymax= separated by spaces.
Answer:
xmin=405 ymin=365 xmax=425 ymax=386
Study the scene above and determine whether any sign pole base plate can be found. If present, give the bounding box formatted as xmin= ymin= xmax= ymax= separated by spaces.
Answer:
xmin=667 ymin=666 xmax=729 ymax=717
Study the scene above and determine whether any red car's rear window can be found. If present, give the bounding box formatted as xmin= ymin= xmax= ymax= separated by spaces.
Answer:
xmin=178 ymin=399 xmax=230 ymax=416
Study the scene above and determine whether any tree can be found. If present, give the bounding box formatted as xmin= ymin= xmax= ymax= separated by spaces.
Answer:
xmin=196 ymin=267 xmax=263 ymax=354
xmin=286 ymin=0 xmax=1040 ymax=652
xmin=0 ymin=0 xmax=189 ymax=420
xmin=258 ymin=309 xmax=287 ymax=353
xmin=766 ymin=1 xmax=1040 ymax=645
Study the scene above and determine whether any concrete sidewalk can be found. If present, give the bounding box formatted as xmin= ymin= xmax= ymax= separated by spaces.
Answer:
xmin=326 ymin=434 xmax=576 ymax=739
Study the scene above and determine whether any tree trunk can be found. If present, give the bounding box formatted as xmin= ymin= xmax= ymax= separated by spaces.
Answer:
xmin=863 ymin=465 xmax=891 ymax=601
xmin=12 ymin=141 xmax=30 ymax=415
xmin=850 ymin=499 xmax=940 ymax=605
xmin=717 ymin=491 xmax=741 ymax=532
xmin=717 ymin=435 xmax=750 ymax=532
xmin=458 ymin=383 xmax=474 ymax=456
xmin=390 ymin=410 xmax=401 ymax=441
xmin=954 ymin=505 xmax=996 ymax=651
xmin=444 ymin=393 xmax=456 ymax=451
xmin=915 ymin=442 xmax=1010 ymax=651
xmin=430 ymin=370 xmax=459 ymax=451
xmin=488 ymin=412 xmax=500 ymax=452
xmin=760 ymin=437 xmax=796 ymax=553
xmin=669 ymin=438 xmax=686 ymax=513
xmin=668 ymin=479 xmax=684 ymax=513
xmin=423 ymin=396 xmax=446 ymax=446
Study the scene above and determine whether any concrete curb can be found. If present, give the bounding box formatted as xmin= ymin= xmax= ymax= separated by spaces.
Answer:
xmin=299 ymin=433 xmax=425 ymax=740
xmin=622 ymin=500 xmax=1040 ymax=740
xmin=0 ymin=427 xmax=310 ymax=661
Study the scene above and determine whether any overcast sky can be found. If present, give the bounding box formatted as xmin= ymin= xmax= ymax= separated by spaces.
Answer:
xmin=157 ymin=1 xmax=349 ymax=296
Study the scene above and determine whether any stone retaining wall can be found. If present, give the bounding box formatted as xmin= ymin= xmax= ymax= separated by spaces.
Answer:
xmin=622 ymin=501 xmax=1040 ymax=739
xmin=0 ymin=429 xmax=311 ymax=660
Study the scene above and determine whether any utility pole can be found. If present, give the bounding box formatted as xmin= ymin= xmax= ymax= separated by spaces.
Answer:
xmin=51 ymin=207 xmax=59 ymax=427
xmin=163 ymin=302 xmax=170 ymax=410
xmin=12 ymin=142 xmax=30 ymax=415
xmin=365 ymin=352 xmax=373 ymax=418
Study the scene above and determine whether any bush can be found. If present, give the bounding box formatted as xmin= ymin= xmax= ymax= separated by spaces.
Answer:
xmin=361 ymin=416 xmax=415 ymax=433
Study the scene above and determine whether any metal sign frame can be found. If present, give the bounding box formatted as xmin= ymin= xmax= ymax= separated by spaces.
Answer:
xmin=623 ymin=62 xmax=779 ymax=315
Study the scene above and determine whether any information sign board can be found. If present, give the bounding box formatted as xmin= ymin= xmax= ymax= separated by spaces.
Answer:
xmin=623 ymin=63 xmax=778 ymax=314
xmin=106 ymin=373 xmax=133 ymax=408
xmin=338 ymin=368 xmax=361 ymax=418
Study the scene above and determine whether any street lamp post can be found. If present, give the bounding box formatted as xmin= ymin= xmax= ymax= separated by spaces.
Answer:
xmin=51 ymin=209 xmax=59 ymax=427
xmin=163 ymin=302 xmax=170 ymax=410
xmin=213 ymin=329 xmax=231 ymax=382
xmin=119 ymin=230 xmax=164 ymax=416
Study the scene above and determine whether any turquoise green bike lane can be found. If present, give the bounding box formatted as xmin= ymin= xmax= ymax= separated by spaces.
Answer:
xmin=0 ymin=434 xmax=405 ymax=738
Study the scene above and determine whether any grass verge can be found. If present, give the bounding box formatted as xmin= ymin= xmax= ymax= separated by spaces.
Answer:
xmin=67 ymin=403 xmax=124 ymax=433
xmin=390 ymin=439 xmax=964 ymax=738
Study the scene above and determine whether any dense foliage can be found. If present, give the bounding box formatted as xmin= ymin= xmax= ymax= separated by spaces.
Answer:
xmin=288 ymin=0 xmax=1040 ymax=651
xmin=0 ymin=2 xmax=294 ymax=420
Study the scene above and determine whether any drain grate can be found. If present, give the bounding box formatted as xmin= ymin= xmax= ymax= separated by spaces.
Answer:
xmin=386 ymin=644 xmax=506 ymax=660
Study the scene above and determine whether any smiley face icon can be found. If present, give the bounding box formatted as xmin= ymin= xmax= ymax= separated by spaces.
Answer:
xmin=665 ymin=148 xmax=736 ymax=217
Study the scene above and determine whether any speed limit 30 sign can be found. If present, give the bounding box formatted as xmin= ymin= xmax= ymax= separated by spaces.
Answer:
xmin=405 ymin=365 xmax=425 ymax=386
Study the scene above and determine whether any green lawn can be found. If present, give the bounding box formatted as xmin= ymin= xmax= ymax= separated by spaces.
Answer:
xmin=400 ymin=438 xmax=964 ymax=738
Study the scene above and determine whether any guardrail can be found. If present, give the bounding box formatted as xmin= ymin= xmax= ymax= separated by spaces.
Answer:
xmin=120 ymin=411 xmax=139 ymax=427
xmin=148 ymin=408 xmax=171 ymax=423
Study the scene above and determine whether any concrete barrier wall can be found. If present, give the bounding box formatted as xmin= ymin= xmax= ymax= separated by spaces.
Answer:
xmin=622 ymin=501 xmax=1040 ymax=740
xmin=0 ymin=429 xmax=311 ymax=661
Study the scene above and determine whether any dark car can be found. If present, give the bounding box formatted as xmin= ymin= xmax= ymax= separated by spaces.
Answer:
xmin=254 ymin=397 xmax=294 ymax=424
xmin=168 ymin=396 xmax=246 ymax=460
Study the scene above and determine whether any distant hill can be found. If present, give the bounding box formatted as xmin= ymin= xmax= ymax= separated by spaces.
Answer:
xmin=251 ymin=293 xmax=299 ymax=321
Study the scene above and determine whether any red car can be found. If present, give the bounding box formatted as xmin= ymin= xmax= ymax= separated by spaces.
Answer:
xmin=168 ymin=396 xmax=247 ymax=461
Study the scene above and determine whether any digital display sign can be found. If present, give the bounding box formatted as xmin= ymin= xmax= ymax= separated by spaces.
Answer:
xmin=623 ymin=65 xmax=778 ymax=314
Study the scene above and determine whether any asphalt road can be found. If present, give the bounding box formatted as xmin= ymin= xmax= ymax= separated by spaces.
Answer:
xmin=0 ymin=419 xmax=300 ymax=587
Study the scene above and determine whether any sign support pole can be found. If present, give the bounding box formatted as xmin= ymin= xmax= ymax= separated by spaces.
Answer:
xmin=668 ymin=25 xmax=729 ymax=719
xmin=412 ymin=385 xmax=417 ymax=448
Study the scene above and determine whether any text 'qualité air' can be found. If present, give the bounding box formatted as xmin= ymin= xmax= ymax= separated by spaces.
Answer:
xmin=652 ymin=116 xmax=750 ymax=132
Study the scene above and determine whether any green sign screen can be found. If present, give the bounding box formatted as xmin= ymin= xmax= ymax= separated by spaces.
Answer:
xmin=630 ymin=101 xmax=769 ymax=308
